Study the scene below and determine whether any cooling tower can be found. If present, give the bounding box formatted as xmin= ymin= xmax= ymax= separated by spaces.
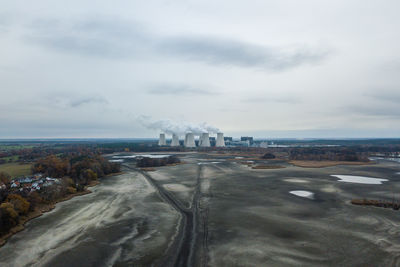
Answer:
xmin=158 ymin=133 xmax=166 ymax=146
xmin=171 ymin=133 xmax=180 ymax=146
xmin=200 ymin=133 xmax=211 ymax=147
xmin=216 ymin=132 xmax=225 ymax=147
xmin=184 ymin=133 xmax=196 ymax=148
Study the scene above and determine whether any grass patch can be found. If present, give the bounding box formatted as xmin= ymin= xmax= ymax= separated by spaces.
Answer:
xmin=289 ymin=160 xmax=374 ymax=168
xmin=0 ymin=163 xmax=32 ymax=179
xmin=0 ymin=145 xmax=36 ymax=151
xmin=0 ymin=155 xmax=19 ymax=162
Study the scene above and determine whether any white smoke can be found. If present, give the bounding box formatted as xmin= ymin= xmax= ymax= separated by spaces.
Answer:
xmin=138 ymin=116 xmax=220 ymax=135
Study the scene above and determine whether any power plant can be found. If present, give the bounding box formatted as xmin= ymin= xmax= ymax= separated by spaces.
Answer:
xmin=199 ymin=133 xmax=211 ymax=147
xmin=216 ymin=132 xmax=225 ymax=147
xmin=184 ymin=133 xmax=196 ymax=148
xmin=158 ymin=133 xmax=166 ymax=146
xmin=170 ymin=133 xmax=180 ymax=146
xmin=158 ymin=132 xmax=225 ymax=148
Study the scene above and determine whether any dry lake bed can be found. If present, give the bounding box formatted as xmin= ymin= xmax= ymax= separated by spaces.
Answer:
xmin=1 ymin=153 xmax=400 ymax=266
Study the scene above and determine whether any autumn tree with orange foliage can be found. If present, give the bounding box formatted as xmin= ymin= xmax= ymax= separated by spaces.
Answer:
xmin=0 ymin=172 xmax=10 ymax=183
xmin=32 ymin=155 xmax=70 ymax=178
xmin=0 ymin=202 xmax=18 ymax=234
xmin=6 ymin=194 xmax=30 ymax=215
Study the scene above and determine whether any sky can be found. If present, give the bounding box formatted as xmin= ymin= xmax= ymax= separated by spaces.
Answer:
xmin=1 ymin=0 xmax=400 ymax=138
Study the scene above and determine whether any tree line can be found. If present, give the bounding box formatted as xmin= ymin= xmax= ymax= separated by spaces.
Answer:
xmin=288 ymin=147 xmax=369 ymax=162
xmin=136 ymin=156 xmax=181 ymax=168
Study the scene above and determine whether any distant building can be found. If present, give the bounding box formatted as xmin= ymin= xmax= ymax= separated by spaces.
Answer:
xmin=226 ymin=140 xmax=250 ymax=147
xmin=209 ymin=137 xmax=216 ymax=146
xmin=18 ymin=177 xmax=33 ymax=184
xmin=224 ymin=137 xmax=233 ymax=142
xmin=241 ymin=136 xmax=254 ymax=145
xmin=259 ymin=142 xmax=269 ymax=148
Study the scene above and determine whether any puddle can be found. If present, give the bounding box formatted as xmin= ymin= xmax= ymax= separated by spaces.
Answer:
xmin=331 ymin=175 xmax=388 ymax=184
xmin=109 ymin=159 xmax=124 ymax=163
xmin=283 ymin=178 xmax=309 ymax=184
xmin=113 ymin=154 xmax=170 ymax=159
xmin=289 ymin=190 xmax=314 ymax=199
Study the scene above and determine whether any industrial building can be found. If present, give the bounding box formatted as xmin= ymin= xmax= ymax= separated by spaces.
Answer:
xmin=158 ymin=133 xmax=166 ymax=146
xmin=216 ymin=133 xmax=225 ymax=147
xmin=199 ymin=133 xmax=211 ymax=147
xmin=184 ymin=133 xmax=196 ymax=147
xmin=171 ymin=134 xmax=179 ymax=146
xmin=241 ymin=136 xmax=254 ymax=145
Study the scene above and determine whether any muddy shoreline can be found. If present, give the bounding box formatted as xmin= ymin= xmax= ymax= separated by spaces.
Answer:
xmin=0 ymin=172 xmax=123 ymax=248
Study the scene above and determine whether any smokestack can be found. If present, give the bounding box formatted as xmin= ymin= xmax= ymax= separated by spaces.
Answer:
xmin=200 ymin=133 xmax=211 ymax=147
xmin=158 ymin=133 xmax=166 ymax=146
xmin=171 ymin=133 xmax=180 ymax=146
xmin=184 ymin=133 xmax=196 ymax=148
xmin=216 ymin=132 xmax=225 ymax=147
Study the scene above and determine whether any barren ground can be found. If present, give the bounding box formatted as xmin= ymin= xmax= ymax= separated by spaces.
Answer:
xmin=1 ymin=153 xmax=400 ymax=266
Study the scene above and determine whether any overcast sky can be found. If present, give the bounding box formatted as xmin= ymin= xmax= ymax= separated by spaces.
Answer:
xmin=1 ymin=0 xmax=400 ymax=138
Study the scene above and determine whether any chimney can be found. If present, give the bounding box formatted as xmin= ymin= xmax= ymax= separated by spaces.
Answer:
xmin=216 ymin=132 xmax=225 ymax=147
xmin=158 ymin=133 xmax=166 ymax=146
xmin=171 ymin=133 xmax=180 ymax=146
xmin=200 ymin=132 xmax=211 ymax=147
xmin=184 ymin=133 xmax=196 ymax=148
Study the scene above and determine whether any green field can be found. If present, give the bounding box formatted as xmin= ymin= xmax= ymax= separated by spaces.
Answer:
xmin=0 ymin=144 xmax=36 ymax=151
xmin=1 ymin=155 xmax=19 ymax=162
xmin=0 ymin=163 xmax=32 ymax=178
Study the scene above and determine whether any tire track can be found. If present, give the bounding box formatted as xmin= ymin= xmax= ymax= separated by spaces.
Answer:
xmin=123 ymin=164 xmax=204 ymax=267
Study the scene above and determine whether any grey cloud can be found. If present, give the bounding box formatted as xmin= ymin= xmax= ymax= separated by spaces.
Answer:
xmin=243 ymin=96 xmax=300 ymax=104
xmin=346 ymin=104 xmax=400 ymax=118
xmin=0 ymin=13 xmax=11 ymax=33
xmin=0 ymin=13 xmax=11 ymax=26
xmin=158 ymin=36 xmax=328 ymax=70
xmin=45 ymin=93 xmax=108 ymax=108
xmin=24 ymin=17 xmax=328 ymax=70
xmin=218 ymin=107 xmax=249 ymax=113
xmin=69 ymin=96 xmax=108 ymax=107
xmin=0 ymin=18 xmax=7 ymax=26
xmin=148 ymin=84 xmax=218 ymax=96
xmin=26 ymin=18 xmax=150 ymax=58
xmin=364 ymin=90 xmax=400 ymax=104
xmin=379 ymin=59 xmax=400 ymax=72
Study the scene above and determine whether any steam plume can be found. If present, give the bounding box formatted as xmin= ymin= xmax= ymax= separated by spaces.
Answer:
xmin=139 ymin=116 xmax=220 ymax=135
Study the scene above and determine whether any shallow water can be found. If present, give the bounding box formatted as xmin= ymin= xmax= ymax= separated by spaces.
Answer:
xmin=113 ymin=154 xmax=170 ymax=159
xmin=289 ymin=190 xmax=314 ymax=199
xmin=331 ymin=174 xmax=388 ymax=184
xmin=109 ymin=159 xmax=124 ymax=162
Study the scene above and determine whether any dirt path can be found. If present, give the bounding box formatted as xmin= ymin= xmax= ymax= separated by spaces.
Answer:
xmin=123 ymin=164 xmax=204 ymax=267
